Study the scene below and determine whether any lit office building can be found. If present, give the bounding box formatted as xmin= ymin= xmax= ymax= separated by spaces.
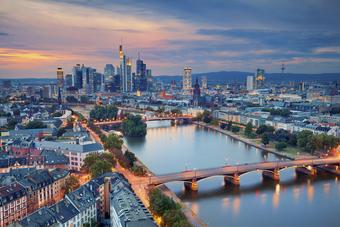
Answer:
xmin=247 ymin=75 xmax=255 ymax=91
xmin=104 ymin=64 xmax=115 ymax=82
xmin=183 ymin=66 xmax=192 ymax=94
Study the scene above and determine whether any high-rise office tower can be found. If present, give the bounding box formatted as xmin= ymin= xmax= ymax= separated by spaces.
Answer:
xmin=183 ymin=66 xmax=192 ymax=94
xmin=146 ymin=69 xmax=152 ymax=91
xmin=126 ymin=58 xmax=133 ymax=92
xmin=82 ymin=66 xmax=89 ymax=94
xmin=88 ymin=67 xmax=97 ymax=94
xmin=65 ymin=74 xmax=72 ymax=88
xmin=299 ymin=81 xmax=305 ymax=92
xmin=193 ymin=78 xmax=201 ymax=106
xmin=57 ymin=67 xmax=64 ymax=90
xmin=119 ymin=45 xmax=128 ymax=92
xmin=57 ymin=67 xmax=63 ymax=104
xmin=201 ymin=76 xmax=207 ymax=91
xmin=104 ymin=64 xmax=115 ymax=82
xmin=246 ymin=75 xmax=255 ymax=91
xmin=255 ymin=68 xmax=265 ymax=89
xmin=72 ymin=64 xmax=83 ymax=89
xmin=136 ymin=56 xmax=147 ymax=92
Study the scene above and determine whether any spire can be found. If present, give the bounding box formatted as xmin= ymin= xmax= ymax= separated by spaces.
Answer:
xmin=138 ymin=51 xmax=140 ymax=60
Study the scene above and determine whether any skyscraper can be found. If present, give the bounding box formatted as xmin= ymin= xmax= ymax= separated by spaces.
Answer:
xmin=136 ymin=56 xmax=147 ymax=92
xmin=201 ymin=76 xmax=207 ymax=91
xmin=146 ymin=69 xmax=152 ymax=91
xmin=104 ymin=64 xmax=115 ymax=82
xmin=119 ymin=45 xmax=128 ymax=92
xmin=246 ymin=75 xmax=255 ymax=91
xmin=183 ymin=66 xmax=192 ymax=94
xmin=126 ymin=58 xmax=133 ymax=92
xmin=57 ymin=67 xmax=64 ymax=90
xmin=57 ymin=67 xmax=63 ymax=104
xmin=65 ymin=74 xmax=73 ymax=88
xmin=72 ymin=64 xmax=83 ymax=89
xmin=255 ymin=68 xmax=265 ymax=89
xmin=193 ymin=78 xmax=201 ymax=106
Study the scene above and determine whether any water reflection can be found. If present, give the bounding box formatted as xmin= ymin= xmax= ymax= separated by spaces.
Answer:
xmin=125 ymin=123 xmax=340 ymax=227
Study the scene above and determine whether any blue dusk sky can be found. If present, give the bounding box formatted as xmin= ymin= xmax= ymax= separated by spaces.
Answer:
xmin=1 ymin=0 xmax=340 ymax=77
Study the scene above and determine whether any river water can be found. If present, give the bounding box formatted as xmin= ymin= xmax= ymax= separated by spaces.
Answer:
xmin=125 ymin=121 xmax=340 ymax=227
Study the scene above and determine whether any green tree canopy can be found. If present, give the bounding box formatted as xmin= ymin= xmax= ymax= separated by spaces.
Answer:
xmin=275 ymin=142 xmax=287 ymax=151
xmin=297 ymin=130 xmax=314 ymax=148
xmin=261 ymin=133 xmax=270 ymax=146
xmin=244 ymin=122 xmax=253 ymax=138
xmin=256 ymin=125 xmax=275 ymax=135
xmin=104 ymin=133 xmax=123 ymax=150
xmin=25 ymin=120 xmax=46 ymax=129
xmin=89 ymin=159 xmax=112 ymax=178
xmin=231 ymin=125 xmax=240 ymax=133
xmin=63 ymin=175 xmax=80 ymax=193
xmin=90 ymin=105 xmax=118 ymax=120
xmin=122 ymin=114 xmax=147 ymax=137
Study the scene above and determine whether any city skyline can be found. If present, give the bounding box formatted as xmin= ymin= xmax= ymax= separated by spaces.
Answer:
xmin=1 ymin=0 xmax=340 ymax=78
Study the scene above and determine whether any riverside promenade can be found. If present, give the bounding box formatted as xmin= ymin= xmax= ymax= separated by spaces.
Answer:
xmin=194 ymin=122 xmax=314 ymax=160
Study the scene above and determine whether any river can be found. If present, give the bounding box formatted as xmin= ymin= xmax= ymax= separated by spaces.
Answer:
xmin=125 ymin=121 xmax=340 ymax=227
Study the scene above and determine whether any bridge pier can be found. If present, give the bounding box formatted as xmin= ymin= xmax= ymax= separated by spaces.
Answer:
xmin=224 ymin=173 xmax=240 ymax=186
xmin=295 ymin=166 xmax=317 ymax=176
xmin=184 ymin=180 xmax=198 ymax=191
xmin=262 ymin=169 xmax=280 ymax=181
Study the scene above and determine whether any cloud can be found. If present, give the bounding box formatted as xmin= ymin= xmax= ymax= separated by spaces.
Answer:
xmin=1 ymin=0 xmax=340 ymax=77
xmin=197 ymin=29 xmax=340 ymax=52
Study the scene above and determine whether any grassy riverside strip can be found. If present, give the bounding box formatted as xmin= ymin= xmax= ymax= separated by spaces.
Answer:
xmin=194 ymin=121 xmax=300 ymax=160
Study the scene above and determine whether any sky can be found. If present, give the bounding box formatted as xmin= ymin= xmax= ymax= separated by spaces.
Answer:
xmin=1 ymin=0 xmax=340 ymax=78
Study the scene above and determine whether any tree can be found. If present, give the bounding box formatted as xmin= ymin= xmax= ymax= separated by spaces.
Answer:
xmin=226 ymin=121 xmax=233 ymax=131
xmin=63 ymin=175 xmax=80 ymax=193
xmin=202 ymin=110 xmax=213 ymax=123
xmin=52 ymin=112 xmax=63 ymax=117
xmin=83 ymin=153 xmax=100 ymax=172
xmin=149 ymin=189 xmax=178 ymax=216
xmin=90 ymin=105 xmax=118 ymax=120
xmin=89 ymin=159 xmax=112 ymax=178
xmin=131 ymin=165 xmax=146 ymax=176
xmin=57 ymin=127 xmax=66 ymax=137
xmin=124 ymin=150 xmax=137 ymax=168
xmin=275 ymin=142 xmax=287 ymax=151
xmin=148 ymin=189 xmax=191 ymax=227
xmin=261 ymin=133 xmax=270 ymax=146
xmin=288 ymin=133 xmax=297 ymax=146
xmin=256 ymin=125 xmax=274 ymax=135
xmin=163 ymin=209 xmax=192 ymax=227
xmin=6 ymin=118 xmax=18 ymax=130
xmin=171 ymin=109 xmax=182 ymax=115
xmin=262 ymin=108 xmax=291 ymax=117
xmin=244 ymin=122 xmax=253 ymax=138
xmin=104 ymin=133 xmax=123 ymax=150
xmin=122 ymin=114 xmax=147 ymax=137
xmin=297 ymin=130 xmax=314 ymax=148
xmin=231 ymin=126 xmax=240 ymax=133
xmin=101 ymin=152 xmax=116 ymax=166
xmin=273 ymin=129 xmax=291 ymax=142
xmin=25 ymin=120 xmax=46 ymax=129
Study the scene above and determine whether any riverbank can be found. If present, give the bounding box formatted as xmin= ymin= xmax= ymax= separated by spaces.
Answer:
xmin=194 ymin=121 xmax=315 ymax=161
xmin=127 ymin=143 xmax=208 ymax=227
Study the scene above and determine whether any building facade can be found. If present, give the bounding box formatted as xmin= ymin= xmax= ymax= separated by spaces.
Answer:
xmin=183 ymin=66 xmax=192 ymax=94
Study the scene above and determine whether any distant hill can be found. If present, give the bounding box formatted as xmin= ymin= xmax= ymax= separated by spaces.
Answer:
xmin=155 ymin=71 xmax=340 ymax=84
xmin=0 ymin=78 xmax=56 ymax=86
